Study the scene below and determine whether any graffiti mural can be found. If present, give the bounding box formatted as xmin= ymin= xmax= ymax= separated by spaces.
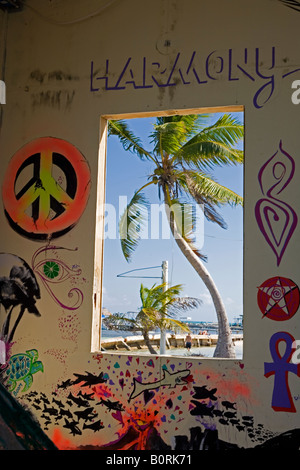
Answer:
xmin=0 ymin=253 xmax=41 ymax=343
xmin=255 ymin=141 xmax=298 ymax=266
xmin=0 ymin=0 xmax=300 ymax=452
xmin=4 ymin=349 xmax=44 ymax=394
xmin=14 ymin=354 xmax=299 ymax=450
xmin=257 ymin=277 xmax=300 ymax=321
xmin=0 ymin=245 xmax=84 ymax=348
xmin=2 ymin=137 xmax=91 ymax=241
xmin=255 ymin=143 xmax=300 ymax=414
xmin=31 ymin=245 xmax=84 ymax=311
xmin=90 ymin=46 xmax=300 ymax=109
xmin=264 ymin=332 xmax=300 ymax=412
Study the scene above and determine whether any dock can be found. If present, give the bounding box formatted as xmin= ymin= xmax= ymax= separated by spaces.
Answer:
xmin=100 ymin=333 xmax=243 ymax=352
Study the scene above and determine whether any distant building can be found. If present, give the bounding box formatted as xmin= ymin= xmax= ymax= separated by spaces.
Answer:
xmin=102 ymin=308 xmax=112 ymax=318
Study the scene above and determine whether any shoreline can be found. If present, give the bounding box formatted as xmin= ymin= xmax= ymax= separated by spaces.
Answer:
xmin=99 ymin=340 xmax=243 ymax=359
xmin=100 ymin=332 xmax=243 ymax=359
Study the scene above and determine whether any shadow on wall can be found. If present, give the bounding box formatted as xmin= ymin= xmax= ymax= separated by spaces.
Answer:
xmin=0 ymin=382 xmax=57 ymax=450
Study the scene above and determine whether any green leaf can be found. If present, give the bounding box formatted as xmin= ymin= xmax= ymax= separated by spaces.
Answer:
xmin=181 ymin=170 xmax=243 ymax=207
xmin=174 ymin=114 xmax=244 ymax=170
xmin=119 ymin=192 xmax=149 ymax=261
xmin=150 ymin=115 xmax=208 ymax=157
xmin=108 ymin=120 xmax=154 ymax=161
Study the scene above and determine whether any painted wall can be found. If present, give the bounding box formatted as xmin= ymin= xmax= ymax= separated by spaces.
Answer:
xmin=0 ymin=0 xmax=299 ymax=450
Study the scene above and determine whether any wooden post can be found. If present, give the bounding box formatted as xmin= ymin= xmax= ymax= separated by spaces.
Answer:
xmin=160 ymin=260 xmax=168 ymax=355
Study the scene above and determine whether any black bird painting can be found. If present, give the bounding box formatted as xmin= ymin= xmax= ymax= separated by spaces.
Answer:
xmin=0 ymin=253 xmax=41 ymax=342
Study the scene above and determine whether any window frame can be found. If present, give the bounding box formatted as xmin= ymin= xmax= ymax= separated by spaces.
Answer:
xmin=92 ymin=105 xmax=244 ymax=355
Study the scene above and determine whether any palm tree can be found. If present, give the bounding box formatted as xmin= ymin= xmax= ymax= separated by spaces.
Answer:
xmin=108 ymin=113 xmax=243 ymax=358
xmin=103 ymin=282 xmax=201 ymax=355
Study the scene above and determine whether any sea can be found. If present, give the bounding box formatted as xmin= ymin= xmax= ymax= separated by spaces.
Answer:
xmin=101 ymin=326 xmax=243 ymax=359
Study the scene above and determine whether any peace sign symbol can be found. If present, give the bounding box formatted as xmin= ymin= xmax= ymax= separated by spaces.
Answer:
xmin=2 ymin=137 xmax=91 ymax=240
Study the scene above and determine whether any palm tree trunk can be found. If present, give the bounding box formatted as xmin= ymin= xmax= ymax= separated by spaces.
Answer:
xmin=142 ymin=330 xmax=157 ymax=355
xmin=165 ymin=202 xmax=236 ymax=358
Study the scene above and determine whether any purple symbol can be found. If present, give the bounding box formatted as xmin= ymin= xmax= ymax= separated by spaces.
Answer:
xmin=255 ymin=141 xmax=298 ymax=266
xmin=264 ymin=331 xmax=300 ymax=412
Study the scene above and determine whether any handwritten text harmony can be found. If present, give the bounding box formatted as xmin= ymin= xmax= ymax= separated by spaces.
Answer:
xmin=90 ymin=47 xmax=300 ymax=109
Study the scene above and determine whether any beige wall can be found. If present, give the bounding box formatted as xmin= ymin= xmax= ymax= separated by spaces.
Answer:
xmin=0 ymin=0 xmax=299 ymax=449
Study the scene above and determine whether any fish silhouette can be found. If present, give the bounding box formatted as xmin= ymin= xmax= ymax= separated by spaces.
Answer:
xmin=224 ymin=411 xmax=237 ymax=419
xmin=83 ymin=420 xmax=104 ymax=432
xmin=43 ymin=404 xmax=58 ymax=416
xmin=63 ymin=418 xmax=82 ymax=436
xmin=58 ymin=379 xmax=74 ymax=389
xmin=59 ymin=408 xmax=73 ymax=419
xmin=72 ymin=371 xmax=107 ymax=386
xmin=74 ymin=407 xmax=96 ymax=422
xmin=193 ymin=386 xmax=217 ymax=400
xmin=190 ymin=400 xmax=215 ymax=417
xmin=98 ymin=397 xmax=124 ymax=411
xmin=52 ymin=398 xmax=64 ymax=408
xmin=67 ymin=392 xmax=90 ymax=408
xmin=78 ymin=390 xmax=94 ymax=401
xmin=221 ymin=400 xmax=236 ymax=410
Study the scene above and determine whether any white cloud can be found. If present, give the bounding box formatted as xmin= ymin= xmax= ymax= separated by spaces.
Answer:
xmin=198 ymin=293 xmax=213 ymax=305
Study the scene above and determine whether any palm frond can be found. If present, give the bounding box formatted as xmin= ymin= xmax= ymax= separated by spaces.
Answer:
xmin=201 ymin=114 xmax=244 ymax=146
xmin=161 ymin=317 xmax=191 ymax=333
xmin=139 ymin=282 xmax=201 ymax=315
xmin=139 ymin=283 xmax=164 ymax=310
xmin=181 ymin=170 xmax=243 ymax=207
xmin=155 ymin=114 xmax=202 ymax=136
xmin=174 ymin=114 xmax=244 ymax=170
xmin=108 ymin=120 xmax=154 ymax=161
xmin=140 ymin=282 xmax=182 ymax=310
xmin=175 ymin=141 xmax=243 ymax=171
xmin=156 ymin=283 xmax=184 ymax=309
xmin=140 ymin=308 xmax=191 ymax=332
xmin=102 ymin=313 xmax=138 ymax=331
xmin=140 ymin=307 xmax=161 ymax=321
xmin=119 ymin=192 xmax=149 ymax=261
xmin=150 ymin=114 xmax=207 ymax=156
xmin=167 ymin=296 xmax=202 ymax=316
xmin=175 ymin=170 xmax=242 ymax=229
xmin=150 ymin=121 xmax=188 ymax=156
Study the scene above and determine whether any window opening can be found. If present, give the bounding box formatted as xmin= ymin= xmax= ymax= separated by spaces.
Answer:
xmin=93 ymin=106 xmax=244 ymax=359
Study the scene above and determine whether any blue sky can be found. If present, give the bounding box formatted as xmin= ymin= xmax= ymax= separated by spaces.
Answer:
xmin=101 ymin=112 xmax=243 ymax=323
